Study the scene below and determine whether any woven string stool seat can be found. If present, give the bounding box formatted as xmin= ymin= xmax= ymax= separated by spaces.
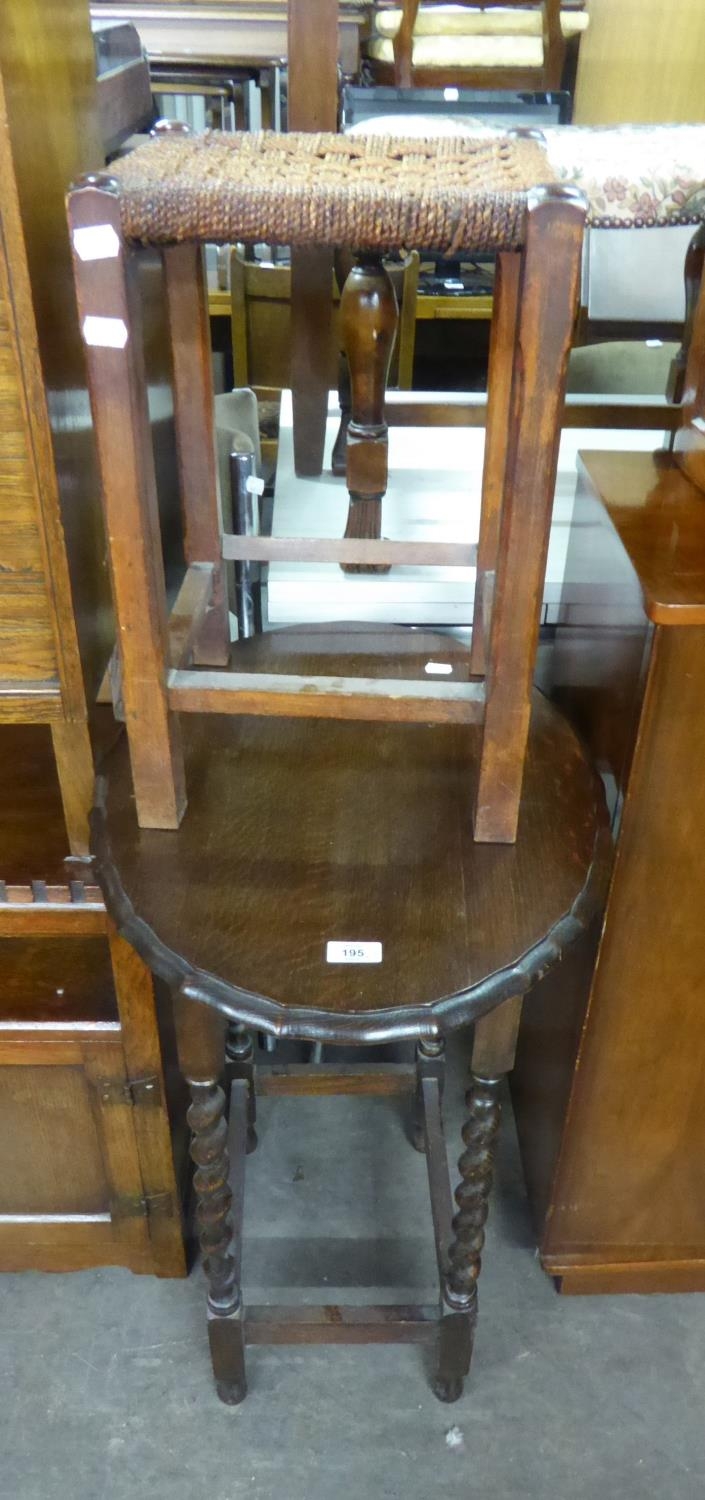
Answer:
xmin=68 ymin=128 xmax=610 ymax=1404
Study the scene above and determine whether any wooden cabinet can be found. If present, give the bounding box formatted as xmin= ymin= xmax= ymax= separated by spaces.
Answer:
xmin=0 ymin=727 xmax=187 ymax=1276
xmin=0 ymin=0 xmax=112 ymax=854
xmin=0 ymin=1 xmax=189 ymax=1275
xmin=513 ymin=449 xmax=705 ymax=1293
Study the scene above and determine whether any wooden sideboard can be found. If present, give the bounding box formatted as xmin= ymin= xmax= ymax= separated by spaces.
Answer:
xmin=0 ymin=0 xmax=189 ymax=1277
xmin=513 ymin=448 xmax=705 ymax=1293
xmin=0 ymin=721 xmax=187 ymax=1276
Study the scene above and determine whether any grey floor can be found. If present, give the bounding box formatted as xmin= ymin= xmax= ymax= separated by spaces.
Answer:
xmin=2 ymin=1037 xmax=704 ymax=1500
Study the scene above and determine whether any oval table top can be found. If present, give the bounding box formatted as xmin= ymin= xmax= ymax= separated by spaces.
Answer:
xmin=91 ymin=625 xmax=610 ymax=1044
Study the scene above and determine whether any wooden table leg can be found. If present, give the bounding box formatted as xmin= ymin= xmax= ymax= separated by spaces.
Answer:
xmin=412 ymin=1037 xmax=446 ymax=1153
xmin=225 ymin=1022 xmax=257 ymax=1153
xmin=340 ymin=254 xmax=398 ymax=574
xmin=435 ymin=996 xmax=523 ymax=1402
xmin=175 ymin=993 xmax=247 ymax=1405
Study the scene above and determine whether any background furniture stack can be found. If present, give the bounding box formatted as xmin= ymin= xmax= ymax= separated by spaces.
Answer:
xmin=0 ymin=0 xmax=186 ymax=1277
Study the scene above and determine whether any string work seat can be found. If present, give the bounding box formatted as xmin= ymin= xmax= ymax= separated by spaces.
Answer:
xmin=68 ymin=124 xmax=610 ymax=1405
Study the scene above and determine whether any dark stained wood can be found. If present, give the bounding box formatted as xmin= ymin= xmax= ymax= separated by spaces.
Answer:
xmin=340 ymin=255 xmax=398 ymax=574
xmin=92 ymin=624 xmax=608 ymax=1042
xmin=386 ymin=398 xmax=681 ymax=431
xmin=163 ymin=237 xmax=230 ymax=667
xmin=290 ymin=246 xmax=337 ymax=478
xmin=68 ymin=177 xmax=186 ymax=830
xmin=0 ymin=725 xmax=79 ymax=887
xmin=287 ymin=0 xmax=339 ymax=134
xmin=667 ymin=223 xmax=705 ymax=405
xmin=0 ymin=937 xmax=116 ymax=1026
xmin=470 ymin=251 xmax=521 ymax=676
xmin=108 ymin=928 xmax=187 ymax=1276
xmin=675 ymin=236 xmax=705 ymax=492
xmin=513 ymin=439 xmax=705 ymax=1294
xmin=471 ymin=993 xmax=524 ymax=1076
xmin=245 ymin=1305 xmax=438 ymax=1344
xmin=475 ymin=186 xmax=586 ymax=842
xmin=256 ymin=1063 xmax=416 ymax=1096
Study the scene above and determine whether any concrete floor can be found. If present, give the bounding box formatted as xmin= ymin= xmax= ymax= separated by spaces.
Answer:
xmin=2 ymin=1038 xmax=704 ymax=1500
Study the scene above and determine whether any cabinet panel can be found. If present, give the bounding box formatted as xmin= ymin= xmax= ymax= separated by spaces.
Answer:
xmin=0 ymin=1063 xmax=108 ymax=1214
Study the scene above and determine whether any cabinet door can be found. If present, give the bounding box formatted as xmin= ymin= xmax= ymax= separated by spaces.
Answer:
xmin=0 ymin=1033 xmax=156 ymax=1272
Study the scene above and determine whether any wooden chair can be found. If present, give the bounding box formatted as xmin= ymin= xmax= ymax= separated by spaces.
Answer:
xmin=368 ymin=0 xmax=586 ymax=92
xmin=68 ymin=124 xmax=610 ymax=1405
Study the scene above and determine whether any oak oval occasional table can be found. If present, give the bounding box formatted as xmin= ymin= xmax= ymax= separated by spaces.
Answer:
xmin=90 ymin=624 xmax=610 ymax=1405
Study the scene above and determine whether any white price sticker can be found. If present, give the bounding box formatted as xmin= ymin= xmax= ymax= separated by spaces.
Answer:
xmin=326 ymin=941 xmax=382 ymax=965
xmin=82 ymin=315 xmax=128 ymax=349
xmin=424 ymin=661 xmax=453 ymax=676
xmin=72 ymin=224 xmax=121 ymax=262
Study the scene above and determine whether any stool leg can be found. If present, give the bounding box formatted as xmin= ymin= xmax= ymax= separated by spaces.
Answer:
xmin=339 ymin=254 xmax=398 ymax=574
xmin=225 ymin=1022 xmax=257 ymax=1153
xmin=412 ymin=1037 xmax=446 ymax=1153
xmin=473 ymin=186 xmax=586 ymax=843
xmin=68 ymin=174 xmax=186 ymax=830
xmin=434 ymin=995 xmax=523 ymax=1402
xmin=188 ymin=1080 xmax=247 ymax=1405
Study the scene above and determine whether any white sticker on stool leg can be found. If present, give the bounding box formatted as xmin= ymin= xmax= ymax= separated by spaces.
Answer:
xmin=425 ymin=661 xmax=453 ymax=676
xmin=326 ymin=941 xmax=382 ymax=964
xmin=72 ymin=225 xmax=121 ymax=261
xmin=82 ymin=315 xmax=128 ymax=349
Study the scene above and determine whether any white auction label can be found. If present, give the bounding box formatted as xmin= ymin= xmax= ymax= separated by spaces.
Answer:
xmin=72 ymin=224 xmax=121 ymax=262
xmin=82 ymin=315 xmax=128 ymax=349
xmin=326 ymin=941 xmax=382 ymax=965
xmin=424 ymin=661 xmax=453 ymax=675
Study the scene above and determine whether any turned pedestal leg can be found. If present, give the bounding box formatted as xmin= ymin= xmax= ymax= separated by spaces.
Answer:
xmin=435 ymin=996 xmax=523 ymax=1402
xmin=175 ymin=995 xmax=247 ymax=1405
xmin=339 ymin=254 xmax=398 ymax=574
xmin=225 ymin=1022 xmax=257 ymax=1153
xmin=332 ymin=248 xmax=354 ymax=477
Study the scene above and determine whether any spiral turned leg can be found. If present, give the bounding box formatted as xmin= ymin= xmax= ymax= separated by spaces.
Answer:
xmin=434 ymin=1073 xmax=502 ymax=1403
xmin=188 ymin=1079 xmax=247 ymax=1405
xmin=225 ymin=1022 xmax=257 ymax=1153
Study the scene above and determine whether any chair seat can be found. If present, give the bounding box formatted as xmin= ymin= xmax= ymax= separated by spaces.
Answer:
xmin=108 ymin=128 xmax=551 ymax=252
xmin=91 ymin=625 xmax=609 ymax=1044
xmin=367 ymin=33 xmax=545 ymax=68
xmin=373 ymin=5 xmax=589 ymax=38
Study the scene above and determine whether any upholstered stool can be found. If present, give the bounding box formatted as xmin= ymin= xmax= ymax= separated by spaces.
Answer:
xmin=68 ymin=126 xmax=610 ymax=1403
